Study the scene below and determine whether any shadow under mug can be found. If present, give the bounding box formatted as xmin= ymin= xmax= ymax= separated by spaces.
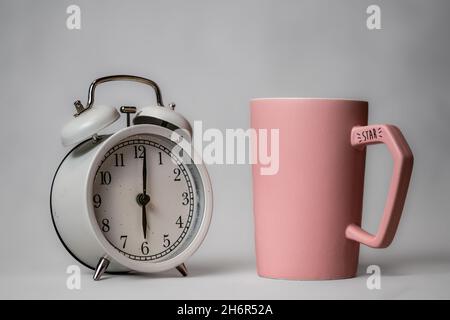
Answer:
xmin=250 ymin=98 xmax=413 ymax=280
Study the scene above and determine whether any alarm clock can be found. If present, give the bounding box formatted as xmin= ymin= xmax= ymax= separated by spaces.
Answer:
xmin=50 ymin=75 xmax=213 ymax=280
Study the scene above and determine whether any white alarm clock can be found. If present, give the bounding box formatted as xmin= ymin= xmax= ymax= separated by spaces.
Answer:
xmin=50 ymin=75 xmax=213 ymax=280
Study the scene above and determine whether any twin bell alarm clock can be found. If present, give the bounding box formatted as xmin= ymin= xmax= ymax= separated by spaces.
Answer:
xmin=50 ymin=75 xmax=213 ymax=280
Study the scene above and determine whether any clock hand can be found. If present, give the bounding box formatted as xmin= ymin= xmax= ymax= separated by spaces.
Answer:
xmin=142 ymin=204 xmax=147 ymax=239
xmin=143 ymin=146 xmax=147 ymax=194
xmin=142 ymin=146 xmax=148 ymax=239
xmin=136 ymin=192 xmax=150 ymax=239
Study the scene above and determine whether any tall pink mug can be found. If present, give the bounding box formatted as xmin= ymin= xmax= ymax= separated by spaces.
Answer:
xmin=250 ymin=98 xmax=413 ymax=280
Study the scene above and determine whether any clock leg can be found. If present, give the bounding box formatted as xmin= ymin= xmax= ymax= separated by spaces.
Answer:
xmin=176 ymin=263 xmax=188 ymax=277
xmin=93 ymin=257 xmax=110 ymax=281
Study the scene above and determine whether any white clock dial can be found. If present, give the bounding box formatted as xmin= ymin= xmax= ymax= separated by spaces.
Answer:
xmin=92 ymin=133 xmax=204 ymax=262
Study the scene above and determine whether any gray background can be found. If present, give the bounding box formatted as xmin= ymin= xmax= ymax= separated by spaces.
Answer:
xmin=1 ymin=0 xmax=449 ymax=299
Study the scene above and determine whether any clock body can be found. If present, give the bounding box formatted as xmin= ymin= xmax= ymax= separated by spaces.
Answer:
xmin=50 ymin=124 xmax=213 ymax=273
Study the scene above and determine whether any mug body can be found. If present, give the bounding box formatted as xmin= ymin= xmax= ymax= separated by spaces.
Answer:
xmin=251 ymin=98 xmax=368 ymax=280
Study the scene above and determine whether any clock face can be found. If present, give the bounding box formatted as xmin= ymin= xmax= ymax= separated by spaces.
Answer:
xmin=92 ymin=133 xmax=204 ymax=262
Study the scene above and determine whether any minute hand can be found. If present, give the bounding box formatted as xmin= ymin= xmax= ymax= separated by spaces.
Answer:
xmin=143 ymin=147 xmax=147 ymax=194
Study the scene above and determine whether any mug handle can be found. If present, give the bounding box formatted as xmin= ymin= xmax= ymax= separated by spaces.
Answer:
xmin=345 ymin=124 xmax=414 ymax=248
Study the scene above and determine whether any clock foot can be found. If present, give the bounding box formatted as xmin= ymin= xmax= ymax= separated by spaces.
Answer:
xmin=176 ymin=263 xmax=188 ymax=277
xmin=93 ymin=257 xmax=110 ymax=281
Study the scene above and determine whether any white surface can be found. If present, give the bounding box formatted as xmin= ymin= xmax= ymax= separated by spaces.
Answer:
xmin=2 ymin=250 xmax=450 ymax=299
xmin=1 ymin=0 xmax=450 ymax=300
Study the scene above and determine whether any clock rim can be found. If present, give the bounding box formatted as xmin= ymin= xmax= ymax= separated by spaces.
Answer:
xmin=84 ymin=124 xmax=213 ymax=273
xmin=50 ymin=138 xmax=129 ymax=274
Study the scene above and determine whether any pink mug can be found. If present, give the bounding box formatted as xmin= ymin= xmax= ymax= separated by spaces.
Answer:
xmin=250 ymin=98 xmax=413 ymax=280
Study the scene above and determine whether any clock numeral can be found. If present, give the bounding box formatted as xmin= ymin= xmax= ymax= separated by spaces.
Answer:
xmin=176 ymin=216 xmax=184 ymax=229
xmin=101 ymin=219 xmax=110 ymax=232
xmin=100 ymin=171 xmax=111 ymax=185
xmin=141 ymin=241 xmax=150 ymax=255
xmin=120 ymin=235 xmax=127 ymax=249
xmin=134 ymin=145 xmax=145 ymax=159
xmin=158 ymin=152 xmax=163 ymax=165
xmin=182 ymin=192 xmax=189 ymax=205
xmin=93 ymin=194 xmax=102 ymax=208
xmin=173 ymin=168 xmax=181 ymax=181
xmin=163 ymin=234 xmax=171 ymax=248
xmin=114 ymin=153 xmax=125 ymax=167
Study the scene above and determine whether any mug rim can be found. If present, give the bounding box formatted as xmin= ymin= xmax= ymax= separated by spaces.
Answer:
xmin=251 ymin=97 xmax=368 ymax=103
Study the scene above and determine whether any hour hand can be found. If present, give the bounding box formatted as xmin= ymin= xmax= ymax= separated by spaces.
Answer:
xmin=137 ymin=193 xmax=150 ymax=239
xmin=142 ymin=204 xmax=147 ymax=239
